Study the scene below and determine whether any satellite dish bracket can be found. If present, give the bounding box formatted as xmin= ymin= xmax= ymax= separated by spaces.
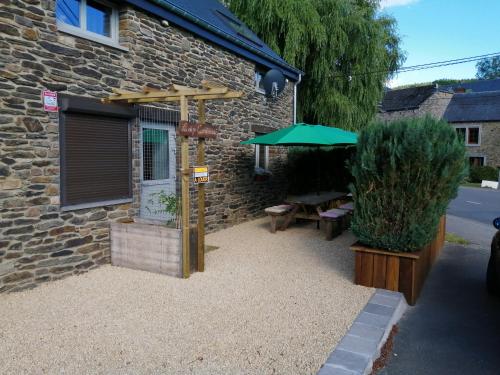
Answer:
xmin=262 ymin=69 xmax=286 ymax=99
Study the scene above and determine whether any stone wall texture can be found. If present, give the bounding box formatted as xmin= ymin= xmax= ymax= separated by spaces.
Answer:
xmin=377 ymin=91 xmax=453 ymax=122
xmin=452 ymin=121 xmax=500 ymax=169
xmin=0 ymin=1 xmax=294 ymax=292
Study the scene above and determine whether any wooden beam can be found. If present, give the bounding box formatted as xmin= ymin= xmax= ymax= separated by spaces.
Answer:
xmin=118 ymin=91 xmax=243 ymax=104
xmin=105 ymin=88 xmax=238 ymax=103
xmin=191 ymin=91 xmax=243 ymax=100
xmin=180 ymin=95 xmax=190 ymax=279
xmin=142 ymin=86 xmax=161 ymax=94
xmin=171 ymin=83 xmax=188 ymax=92
xmin=201 ymin=80 xmax=228 ymax=93
xmin=197 ymin=99 xmax=206 ymax=273
xmin=111 ymin=88 xmax=133 ymax=95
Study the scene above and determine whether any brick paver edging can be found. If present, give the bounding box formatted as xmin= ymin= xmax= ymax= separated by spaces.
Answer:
xmin=317 ymin=289 xmax=408 ymax=375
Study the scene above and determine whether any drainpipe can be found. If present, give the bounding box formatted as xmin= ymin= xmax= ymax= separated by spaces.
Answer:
xmin=293 ymin=74 xmax=302 ymax=124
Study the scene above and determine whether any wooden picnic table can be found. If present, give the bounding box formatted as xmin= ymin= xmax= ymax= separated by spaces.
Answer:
xmin=281 ymin=191 xmax=348 ymax=230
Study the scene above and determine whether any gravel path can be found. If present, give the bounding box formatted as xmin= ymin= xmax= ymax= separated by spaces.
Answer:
xmin=0 ymin=218 xmax=373 ymax=375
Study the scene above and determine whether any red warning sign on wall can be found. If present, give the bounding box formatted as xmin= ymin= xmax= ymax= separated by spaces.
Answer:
xmin=42 ymin=90 xmax=58 ymax=112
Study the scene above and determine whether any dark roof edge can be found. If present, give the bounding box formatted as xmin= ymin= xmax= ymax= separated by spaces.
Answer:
xmin=437 ymin=87 xmax=454 ymax=94
xmin=447 ymin=119 xmax=500 ymax=123
xmin=125 ymin=0 xmax=303 ymax=81
xmin=380 ymin=105 xmax=420 ymax=113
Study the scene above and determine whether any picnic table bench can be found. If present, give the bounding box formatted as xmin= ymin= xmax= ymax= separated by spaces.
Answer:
xmin=281 ymin=191 xmax=348 ymax=231
xmin=264 ymin=204 xmax=294 ymax=233
xmin=320 ymin=209 xmax=348 ymax=240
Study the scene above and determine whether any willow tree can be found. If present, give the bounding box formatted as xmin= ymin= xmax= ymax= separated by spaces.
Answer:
xmin=228 ymin=0 xmax=404 ymax=130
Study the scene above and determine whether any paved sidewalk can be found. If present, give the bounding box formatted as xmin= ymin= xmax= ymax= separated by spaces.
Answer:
xmin=379 ymin=243 xmax=500 ymax=375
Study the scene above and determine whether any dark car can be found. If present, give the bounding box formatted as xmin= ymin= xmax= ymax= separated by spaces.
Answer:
xmin=487 ymin=217 xmax=500 ymax=295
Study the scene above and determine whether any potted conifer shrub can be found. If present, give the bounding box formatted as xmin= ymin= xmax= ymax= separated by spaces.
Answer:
xmin=349 ymin=116 xmax=467 ymax=304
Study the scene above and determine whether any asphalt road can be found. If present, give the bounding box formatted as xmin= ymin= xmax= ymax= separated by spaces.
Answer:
xmin=379 ymin=187 xmax=500 ymax=375
xmin=379 ymin=244 xmax=500 ymax=375
xmin=447 ymin=186 xmax=500 ymax=226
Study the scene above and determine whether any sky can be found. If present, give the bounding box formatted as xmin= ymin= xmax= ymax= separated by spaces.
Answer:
xmin=380 ymin=0 xmax=500 ymax=87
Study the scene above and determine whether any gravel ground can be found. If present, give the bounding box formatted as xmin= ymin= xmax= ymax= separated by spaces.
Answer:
xmin=0 ymin=218 xmax=373 ymax=375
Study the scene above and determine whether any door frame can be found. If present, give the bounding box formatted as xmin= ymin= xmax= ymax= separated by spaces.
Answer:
xmin=139 ymin=120 xmax=177 ymax=220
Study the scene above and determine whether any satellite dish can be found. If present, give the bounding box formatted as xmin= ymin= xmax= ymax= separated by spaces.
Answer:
xmin=262 ymin=69 xmax=286 ymax=98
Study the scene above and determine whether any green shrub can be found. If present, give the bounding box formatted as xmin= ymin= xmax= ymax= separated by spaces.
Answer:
xmin=469 ymin=165 xmax=498 ymax=183
xmin=350 ymin=116 xmax=467 ymax=252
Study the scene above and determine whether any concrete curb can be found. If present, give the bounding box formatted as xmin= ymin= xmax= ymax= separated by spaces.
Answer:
xmin=318 ymin=289 xmax=408 ymax=375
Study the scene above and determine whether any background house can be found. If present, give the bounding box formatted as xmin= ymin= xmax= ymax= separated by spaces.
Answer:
xmin=378 ymin=84 xmax=499 ymax=170
xmin=443 ymin=91 xmax=500 ymax=168
xmin=442 ymin=78 xmax=500 ymax=93
xmin=378 ymin=84 xmax=453 ymax=122
xmin=0 ymin=0 xmax=302 ymax=292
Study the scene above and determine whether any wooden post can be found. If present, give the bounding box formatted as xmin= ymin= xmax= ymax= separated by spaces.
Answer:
xmin=180 ymin=95 xmax=190 ymax=278
xmin=197 ymin=100 xmax=206 ymax=272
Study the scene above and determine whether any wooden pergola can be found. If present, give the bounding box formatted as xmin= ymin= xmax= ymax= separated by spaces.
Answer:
xmin=103 ymin=82 xmax=243 ymax=278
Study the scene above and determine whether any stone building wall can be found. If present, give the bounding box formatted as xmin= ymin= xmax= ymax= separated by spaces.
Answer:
xmin=453 ymin=121 xmax=500 ymax=169
xmin=480 ymin=122 xmax=500 ymax=168
xmin=0 ymin=1 xmax=293 ymax=292
xmin=377 ymin=91 xmax=453 ymax=122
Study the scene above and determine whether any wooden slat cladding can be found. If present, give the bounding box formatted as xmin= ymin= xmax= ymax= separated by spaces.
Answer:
xmin=61 ymin=113 xmax=131 ymax=207
xmin=351 ymin=216 xmax=446 ymax=305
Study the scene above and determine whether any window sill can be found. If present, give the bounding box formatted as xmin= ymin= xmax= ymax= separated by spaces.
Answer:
xmin=61 ymin=198 xmax=132 ymax=212
xmin=57 ymin=22 xmax=129 ymax=52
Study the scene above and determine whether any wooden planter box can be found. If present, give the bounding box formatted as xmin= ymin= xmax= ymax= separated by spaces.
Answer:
xmin=111 ymin=222 xmax=183 ymax=278
xmin=351 ymin=216 xmax=446 ymax=305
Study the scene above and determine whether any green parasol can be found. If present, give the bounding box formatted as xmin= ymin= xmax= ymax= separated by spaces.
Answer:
xmin=241 ymin=123 xmax=357 ymax=194
xmin=240 ymin=123 xmax=357 ymax=147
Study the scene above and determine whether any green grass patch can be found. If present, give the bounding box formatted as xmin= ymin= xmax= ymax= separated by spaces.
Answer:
xmin=461 ymin=182 xmax=482 ymax=188
xmin=445 ymin=232 xmax=470 ymax=245
xmin=205 ymin=245 xmax=220 ymax=253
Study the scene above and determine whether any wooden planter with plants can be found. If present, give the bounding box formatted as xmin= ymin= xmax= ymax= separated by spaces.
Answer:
xmin=110 ymin=191 xmax=200 ymax=277
xmin=351 ymin=216 xmax=446 ymax=305
xmin=349 ymin=116 xmax=467 ymax=305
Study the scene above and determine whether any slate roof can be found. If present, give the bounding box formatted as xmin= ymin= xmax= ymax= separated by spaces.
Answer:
xmin=443 ymin=91 xmax=500 ymax=123
xmin=442 ymin=78 xmax=500 ymax=93
xmin=126 ymin=0 xmax=303 ymax=80
xmin=380 ymin=85 xmax=440 ymax=112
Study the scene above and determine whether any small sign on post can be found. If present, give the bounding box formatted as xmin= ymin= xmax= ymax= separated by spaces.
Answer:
xmin=42 ymin=90 xmax=58 ymax=112
xmin=193 ymin=166 xmax=209 ymax=184
xmin=179 ymin=121 xmax=199 ymax=137
xmin=197 ymin=123 xmax=217 ymax=139
xmin=178 ymin=121 xmax=217 ymax=139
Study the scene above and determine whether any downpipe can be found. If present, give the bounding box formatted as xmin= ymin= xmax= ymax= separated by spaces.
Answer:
xmin=293 ymin=74 xmax=302 ymax=124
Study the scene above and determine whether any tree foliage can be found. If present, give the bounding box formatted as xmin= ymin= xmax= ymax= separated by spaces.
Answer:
xmin=476 ymin=57 xmax=500 ymax=80
xmin=227 ymin=0 xmax=405 ymax=130
xmin=432 ymin=78 xmax=477 ymax=86
xmin=469 ymin=165 xmax=498 ymax=183
xmin=350 ymin=116 xmax=467 ymax=252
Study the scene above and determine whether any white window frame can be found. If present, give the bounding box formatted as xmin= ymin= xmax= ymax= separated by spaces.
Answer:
xmin=454 ymin=125 xmax=481 ymax=146
xmin=254 ymin=69 xmax=266 ymax=94
xmin=56 ymin=0 xmax=127 ymax=51
xmin=255 ymin=144 xmax=269 ymax=170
